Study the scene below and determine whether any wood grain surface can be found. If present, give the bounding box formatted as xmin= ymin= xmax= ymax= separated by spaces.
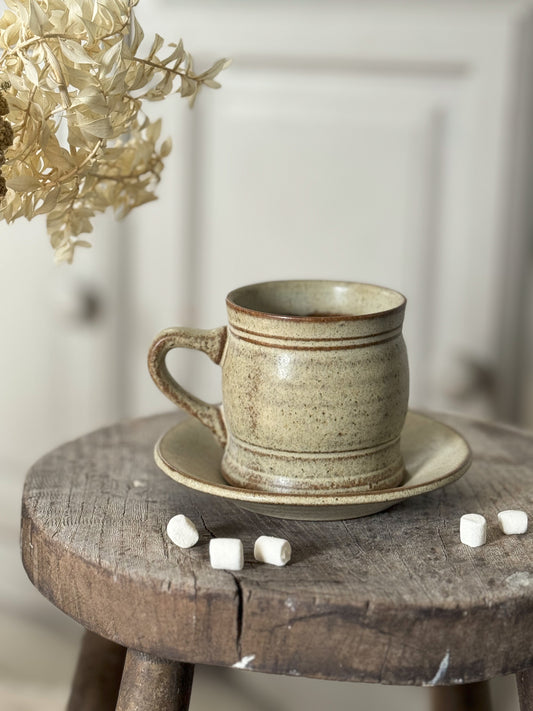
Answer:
xmin=21 ymin=412 xmax=533 ymax=686
xmin=517 ymin=667 xmax=533 ymax=711
xmin=116 ymin=649 xmax=194 ymax=711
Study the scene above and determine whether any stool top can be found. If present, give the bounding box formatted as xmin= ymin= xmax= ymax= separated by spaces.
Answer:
xmin=21 ymin=412 xmax=533 ymax=686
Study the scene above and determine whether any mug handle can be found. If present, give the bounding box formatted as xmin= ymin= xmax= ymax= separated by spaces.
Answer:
xmin=148 ymin=326 xmax=228 ymax=447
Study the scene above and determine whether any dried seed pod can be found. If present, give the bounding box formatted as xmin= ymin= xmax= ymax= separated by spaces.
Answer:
xmin=0 ymin=119 xmax=13 ymax=150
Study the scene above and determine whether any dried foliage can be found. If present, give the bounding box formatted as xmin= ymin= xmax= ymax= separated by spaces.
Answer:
xmin=0 ymin=0 xmax=229 ymax=262
xmin=0 ymin=80 xmax=13 ymax=198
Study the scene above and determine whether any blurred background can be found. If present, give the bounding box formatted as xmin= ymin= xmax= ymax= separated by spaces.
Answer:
xmin=1 ymin=0 xmax=532 ymax=708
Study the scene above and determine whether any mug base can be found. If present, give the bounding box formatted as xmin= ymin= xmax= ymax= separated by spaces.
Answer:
xmin=221 ymin=434 xmax=405 ymax=494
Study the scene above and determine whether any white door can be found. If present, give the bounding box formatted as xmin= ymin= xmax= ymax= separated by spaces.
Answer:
xmin=130 ymin=0 xmax=533 ymax=423
xmin=0 ymin=213 xmax=122 ymax=613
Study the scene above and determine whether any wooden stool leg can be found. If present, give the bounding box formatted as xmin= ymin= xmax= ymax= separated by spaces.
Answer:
xmin=115 ymin=648 xmax=195 ymax=711
xmin=66 ymin=630 xmax=127 ymax=711
xmin=517 ymin=667 xmax=533 ymax=711
xmin=430 ymin=681 xmax=492 ymax=711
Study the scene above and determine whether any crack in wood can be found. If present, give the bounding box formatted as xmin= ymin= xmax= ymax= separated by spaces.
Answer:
xmin=228 ymin=572 xmax=244 ymax=659
xmin=198 ymin=511 xmax=216 ymax=538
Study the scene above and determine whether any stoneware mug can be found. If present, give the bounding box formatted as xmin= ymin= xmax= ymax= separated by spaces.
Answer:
xmin=148 ymin=280 xmax=409 ymax=494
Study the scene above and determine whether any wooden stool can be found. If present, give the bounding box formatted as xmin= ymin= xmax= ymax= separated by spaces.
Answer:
xmin=21 ymin=412 xmax=533 ymax=710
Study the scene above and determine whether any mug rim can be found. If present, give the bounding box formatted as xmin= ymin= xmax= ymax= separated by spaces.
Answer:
xmin=226 ymin=279 xmax=407 ymax=322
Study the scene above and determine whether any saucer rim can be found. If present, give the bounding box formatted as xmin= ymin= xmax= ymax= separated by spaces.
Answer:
xmin=154 ymin=411 xmax=472 ymax=508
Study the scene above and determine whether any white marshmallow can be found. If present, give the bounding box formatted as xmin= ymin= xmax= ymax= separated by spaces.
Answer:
xmin=166 ymin=514 xmax=199 ymax=549
xmin=460 ymin=514 xmax=487 ymax=547
xmin=209 ymin=538 xmax=244 ymax=571
xmin=254 ymin=535 xmax=292 ymax=566
xmin=498 ymin=510 xmax=528 ymax=535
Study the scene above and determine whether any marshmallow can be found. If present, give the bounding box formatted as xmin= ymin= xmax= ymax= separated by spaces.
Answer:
xmin=254 ymin=535 xmax=292 ymax=566
xmin=209 ymin=538 xmax=244 ymax=571
xmin=166 ymin=514 xmax=199 ymax=549
xmin=498 ymin=510 xmax=528 ymax=535
xmin=460 ymin=514 xmax=487 ymax=547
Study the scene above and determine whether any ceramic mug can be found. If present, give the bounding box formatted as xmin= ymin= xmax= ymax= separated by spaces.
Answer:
xmin=148 ymin=280 xmax=409 ymax=494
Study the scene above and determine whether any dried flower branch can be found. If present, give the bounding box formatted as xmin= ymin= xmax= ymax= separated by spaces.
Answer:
xmin=0 ymin=0 xmax=230 ymax=262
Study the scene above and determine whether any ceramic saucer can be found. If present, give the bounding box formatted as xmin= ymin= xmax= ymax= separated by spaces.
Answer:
xmin=154 ymin=412 xmax=471 ymax=521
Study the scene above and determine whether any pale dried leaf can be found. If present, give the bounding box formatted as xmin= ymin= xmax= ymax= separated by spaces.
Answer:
xmin=7 ymin=175 xmax=42 ymax=191
xmin=21 ymin=57 xmax=40 ymax=87
xmin=147 ymin=33 xmax=164 ymax=61
xmin=100 ymin=40 xmax=122 ymax=68
xmin=33 ymin=184 xmax=60 ymax=215
xmin=77 ymin=116 xmax=114 ymax=138
xmin=160 ymin=136 xmax=172 ymax=157
xmin=28 ymin=0 xmax=48 ymax=36
xmin=59 ymin=38 xmax=93 ymax=64
xmin=130 ymin=14 xmax=144 ymax=54
xmin=70 ymin=87 xmax=109 ymax=114
xmin=180 ymin=75 xmax=197 ymax=98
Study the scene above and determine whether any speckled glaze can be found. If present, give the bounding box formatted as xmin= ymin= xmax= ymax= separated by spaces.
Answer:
xmin=148 ymin=280 xmax=409 ymax=494
xmin=154 ymin=411 xmax=471 ymax=520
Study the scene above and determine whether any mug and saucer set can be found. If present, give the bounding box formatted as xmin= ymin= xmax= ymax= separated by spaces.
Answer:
xmin=148 ymin=280 xmax=471 ymax=521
